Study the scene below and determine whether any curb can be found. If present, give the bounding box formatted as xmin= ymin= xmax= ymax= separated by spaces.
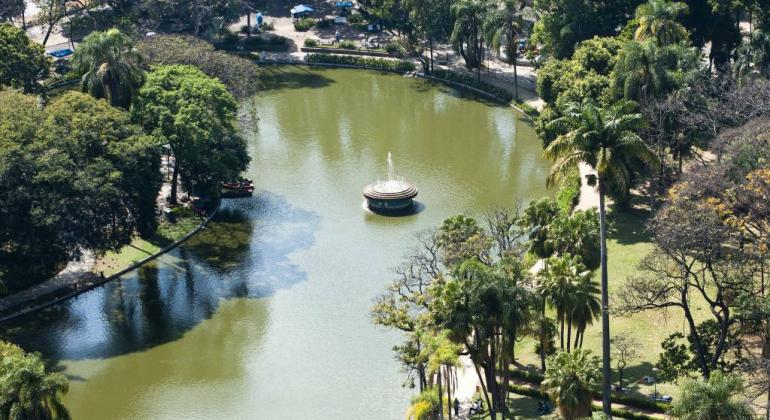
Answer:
xmin=0 ymin=200 xmax=222 ymax=324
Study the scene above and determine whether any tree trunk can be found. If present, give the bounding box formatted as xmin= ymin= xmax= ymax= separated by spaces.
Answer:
xmin=513 ymin=57 xmax=519 ymax=102
xmin=429 ymin=38 xmax=434 ymax=73
xmin=567 ymin=319 xmax=572 ymax=352
xmin=446 ymin=366 xmax=452 ymax=420
xmin=247 ymin=12 xmax=251 ymax=38
xmin=438 ymin=369 xmax=444 ymax=420
xmin=473 ymin=362 xmax=493 ymax=419
xmin=559 ymin=310 xmax=564 ymax=349
xmin=170 ymin=160 xmax=180 ymax=205
xmin=598 ymin=182 xmax=612 ymax=416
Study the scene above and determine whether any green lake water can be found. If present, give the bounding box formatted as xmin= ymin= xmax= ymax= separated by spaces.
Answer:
xmin=0 ymin=66 xmax=550 ymax=419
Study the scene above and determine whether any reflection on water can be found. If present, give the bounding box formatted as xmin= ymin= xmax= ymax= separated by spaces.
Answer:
xmin=0 ymin=192 xmax=319 ymax=360
xmin=0 ymin=67 xmax=551 ymax=420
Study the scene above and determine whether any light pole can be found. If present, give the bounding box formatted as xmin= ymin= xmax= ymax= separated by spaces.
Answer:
xmin=652 ymin=367 xmax=659 ymax=397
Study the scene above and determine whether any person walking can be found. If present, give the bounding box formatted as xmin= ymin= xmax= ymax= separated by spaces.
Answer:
xmin=453 ymin=398 xmax=459 ymax=416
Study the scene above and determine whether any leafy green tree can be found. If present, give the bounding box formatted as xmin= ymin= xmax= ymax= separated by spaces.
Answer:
xmin=610 ymin=333 xmax=640 ymax=392
xmin=0 ymin=23 xmax=49 ymax=93
xmin=521 ymin=198 xmax=560 ymax=260
xmin=406 ymin=387 xmax=440 ymax=419
xmin=530 ymin=0 xmax=643 ymax=59
xmin=0 ymin=0 xmax=24 ymax=23
xmin=0 ymin=91 xmax=161 ymax=290
xmin=541 ymin=349 xmax=601 ymax=420
xmin=420 ymin=330 xmax=461 ymax=419
xmin=634 ymin=0 xmax=689 ymax=46
xmin=545 ymin=99 xmax=658 ymax=414
xmin=483 ymin=0 xmax=524 ymax=99
xmin=680 ymin=0 xmax=741 ymax=71
xmin=549 ymin=209 xmax=601 ymax=270
xmin=131 ymin=64 xmax=249 ymax=204
xmin=72 ymin=28 xmax=144 ymax=109
xmin=436 ymin=214 xmax=491 ymax=267
xmin=0 ymin=341 xmax=70 ymax=420
xmin=450 ymin=0 xmax=487 ymax=75
xmin=568 ymin=274 xmax=601 ymax=350
xmin=670 ymin=371 xmax=753 ymax=420
xmin=734 ymin=29 xmax=770 ymax=80
xmin=612 ymin=40 xmax=702 ymax=104
xmin=407 ymin=0 xmax=453 ymax=73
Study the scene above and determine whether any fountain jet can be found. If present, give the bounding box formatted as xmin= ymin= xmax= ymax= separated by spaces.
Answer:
xmin=363 ymin=152 xmax=418 ymax=214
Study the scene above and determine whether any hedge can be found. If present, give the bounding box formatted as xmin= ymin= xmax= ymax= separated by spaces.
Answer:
xmin=304 ymin=54 xmax=415 ymax=72
xmin=509 ymin=385 xmax=657 ymax=420
xmin=509 ymin=369 xmax=668 ymax=413
xmin=429 ymin=69 xmax=513 ymax=103
xmin=556 ymin=164 xmax=581 ymax=213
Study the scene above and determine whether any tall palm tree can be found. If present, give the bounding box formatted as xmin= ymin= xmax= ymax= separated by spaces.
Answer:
xmin=670 ymin=371 xmax=754 ymax=420
xmin=634 ymin=0 xmax=689 ymax=47
xmin=72 ymin=28 xmax=144 ymax=109
xmin=483 ymin=0 xmax=524 ymax=100
xmin=0 ymin=342 xmax=71 ymax=420
xmin=450 ymin=0 xmax=487 ymax=78
xmin=548 ymin=209 xmax=600 ymax=270
xmin=541 ymin=349 xmax=601 ymax=420
xmin=544 ymin=99 xmax=659 ymax=415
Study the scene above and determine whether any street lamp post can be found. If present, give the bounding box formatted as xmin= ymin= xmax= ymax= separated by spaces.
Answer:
xmin=652 ymin=367 xmax=659 ymax=397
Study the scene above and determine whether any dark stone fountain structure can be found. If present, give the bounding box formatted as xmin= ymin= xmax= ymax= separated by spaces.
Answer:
xmin=363 ymin=153 xmax=418 ymax=214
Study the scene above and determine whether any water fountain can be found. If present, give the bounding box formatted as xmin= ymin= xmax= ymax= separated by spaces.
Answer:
xmin=363 ymin=152 xmax=418 ymax=214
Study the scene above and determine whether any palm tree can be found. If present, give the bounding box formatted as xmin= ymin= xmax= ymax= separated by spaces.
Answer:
xmin=634 ymin=0 xmax=689 ymax=47
xmin=71 ymin=28 xmax=144 ymax=109
xmin=670 ymin=371 xmax=754 ymax=420
xmin=521 ymin=198 xmax=560 ymax=262
xmin=544 ymin=99 xmax=659 ymax=415
xmin=0 ymin=341 xmax=70 ymax=420
xmin=568 ymin=276 xmax=601 ymax=350
xmin=483 ymin=0 xmax=524 ymax=100
xmin=538 ymin=254 xmax=590 ymax=352
xmin=549 ymin=209 xmax=600 ymax=270
xmin=541 ymin=349 xmax=601 ymax=420
xmin=450 ymin=0 xmax=487 ymax=78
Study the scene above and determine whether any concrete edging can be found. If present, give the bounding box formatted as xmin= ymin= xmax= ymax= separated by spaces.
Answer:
xmin=0 ymin=200 xmax=222 ymax=324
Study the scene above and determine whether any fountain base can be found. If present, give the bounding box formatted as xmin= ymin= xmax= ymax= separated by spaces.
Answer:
xmin=363 ymin=183 xmax=418 ymax=214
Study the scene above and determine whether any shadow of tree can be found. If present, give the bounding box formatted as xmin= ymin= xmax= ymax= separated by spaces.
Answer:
xmin=258 ymin=65 xmax=335 ymax=92
xmin=0 ymin=192 xmax=321 ymax=361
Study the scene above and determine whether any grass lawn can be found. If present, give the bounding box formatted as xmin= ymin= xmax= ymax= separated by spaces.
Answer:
xmin=92 ymin=214 xmax=203 ymax=277
xmin=514 ymin=203 xmax=710 ymax=402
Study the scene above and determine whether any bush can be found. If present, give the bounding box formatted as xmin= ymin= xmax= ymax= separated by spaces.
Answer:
xmin=384 ymin=41 xmax=405 ymax=56
xmin=556 ymin=164 xmax=581 ymax=213
xmin=347 ymin=13 xmax=364 ymax=24
xmin=338 ymin=39 xmax=357 ymax=50
xmin=592 ymin=405 xmax=656 ymax=420
xmin=294 ymin=18 xmax=315 ymax=31
xmin=305 ymin=53 xmax=416 ymax=72
xmin=510 ymin=384 xmax=547 ymax=399
xmin=304 ymin=38 xmax=319 ymax=47
xmin=240 ymin=24 xmax=250 ymax=34
xmin=511 ymin=369 xmax=545 ymax=385
xmin=514 ymin=101 xmax=540 ymax=118
xmin=430 ymin=69 xmax=513 ymax=102
xmin=261 ymin=21 xmax=275 ymax=31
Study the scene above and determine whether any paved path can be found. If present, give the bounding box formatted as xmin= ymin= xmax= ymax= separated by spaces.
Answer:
xmin=0 ymin=251 xmax=97 ymax=315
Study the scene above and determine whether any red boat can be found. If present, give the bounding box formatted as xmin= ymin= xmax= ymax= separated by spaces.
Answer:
xmin=222 ymin=178 xmax=254 ymax=190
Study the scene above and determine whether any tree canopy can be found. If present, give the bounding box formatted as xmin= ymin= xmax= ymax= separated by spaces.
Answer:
xmin=0 ymin=23 xmax=49 ymax=93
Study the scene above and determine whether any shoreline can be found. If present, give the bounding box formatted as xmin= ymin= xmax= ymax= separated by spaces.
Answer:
xmin=0 ymin=199 xmax=222 ymax=324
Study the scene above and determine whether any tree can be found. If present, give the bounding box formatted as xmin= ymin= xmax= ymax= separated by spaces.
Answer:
xmin=670 ymin=372 xmax=753 ymax=420
xmin=541 ymin=349 xmax=601 ymax=420
xmin=0 ymin=0 xmax=24 ymax=24
xmin=0 ymin=23 xmax=49 ymax=93
xmin=538 ymin=254 xmax=591 ymax=351
xmin=131 ymin=65 xmax=249 ymax=204
xmin=0 ymin=341 xmax=70 ymax=420
xmin=421 ymin=330 xmax=461 ymax=419
xmin=450 ymin=0 xmax=487 ymax=77
xmin=549 ymin=209 xmax=601 ymax=270
xmin=544 ymin=99 xmax=659 ymax=415
xmin=72 ymin=28 xmax=144 ymax=109
xmin=136 ymin=34 xmax=261 ymax=99
xmin=610 ymin=333 xmax=640 ymax=391
xmin=0 ymin=91 xmax=162 ymax=291
xmin=407 ymin=0 xmax=453 ymax=73
xmin=634 ymin=0 xmax=689 ymax=46
xmin=521 ymin=198 xmax=560 ymax=261
xmin=568 ymin=275 xmax=601 ymax=350
xmin=483 ymin=0 xmax=524 ymax=99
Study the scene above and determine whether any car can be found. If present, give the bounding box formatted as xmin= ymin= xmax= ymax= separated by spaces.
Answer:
xmin=650 ymin=395 xmax=673 ymax=403
xmin=641 ymin=376 xmax=656 ymax=384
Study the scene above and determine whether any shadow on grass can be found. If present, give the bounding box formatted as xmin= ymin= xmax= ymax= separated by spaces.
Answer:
xmin=607 ymin=197 xmax=652 ymax=245
xmin=258 ymin=65 xmax=335 ymax=92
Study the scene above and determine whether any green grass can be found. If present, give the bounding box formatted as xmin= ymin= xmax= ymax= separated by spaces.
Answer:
xmin=93 ymin=214 xmax=203 ymax=277
xmin=515 ymin=202 xmax=709 ymax=401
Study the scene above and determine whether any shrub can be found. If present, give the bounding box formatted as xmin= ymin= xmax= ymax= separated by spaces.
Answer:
xmin=384 ymin=41 xmax=405 ymax=56
xmin=556 ymin=164 xmax=581 ymax=213
xmin=347 ymin=13 xmax=364 ymax=24
xmin=305 ymin=53 xmax=415 ymax=72
xmin=304 ymin=38 xmax=319 ymax=47
xmin=514 ymin=101 xmax=540 ymax=118
xmin=430 ymin=69 xmax=513 ymax=102
xmin=261 ymin=21 xmax=275 ymax=31
xmin=338 ymin=39 xmax=357 ymax=50
xmin=294 ymin=18 xmax=315 ymax=31
xmin=240 ymin=24 xmax=250 ymax=33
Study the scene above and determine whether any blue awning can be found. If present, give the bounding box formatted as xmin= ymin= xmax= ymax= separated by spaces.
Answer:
xmin=335 ymin=1 xmax=353 ymax=7
xmin=290 ymin=4 xmax=314 ymax=14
